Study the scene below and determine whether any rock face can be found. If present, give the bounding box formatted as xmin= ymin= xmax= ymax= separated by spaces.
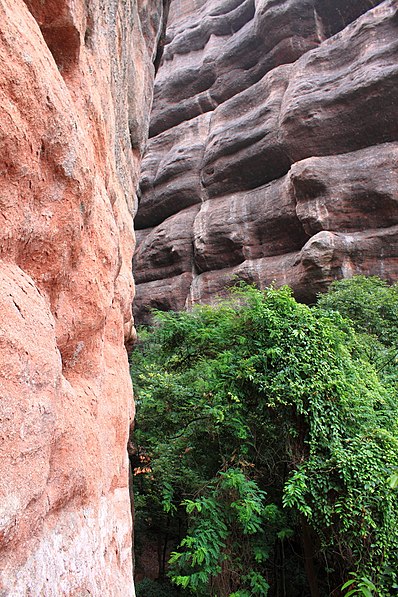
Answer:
xmin=134 ymin=0 xmax=398 ymax=322
xmin=0 ymin=0 xmax=164 ymax=594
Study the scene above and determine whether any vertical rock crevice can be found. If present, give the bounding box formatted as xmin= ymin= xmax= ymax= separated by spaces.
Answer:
xmin=153 ymin=0 xmax=171 ymax=73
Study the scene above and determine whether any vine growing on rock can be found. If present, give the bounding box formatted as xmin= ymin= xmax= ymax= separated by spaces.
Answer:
xmin=131 ymin=280 xmax=398 ymax=597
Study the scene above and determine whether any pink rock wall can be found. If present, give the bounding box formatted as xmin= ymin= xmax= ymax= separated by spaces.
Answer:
xmin=134 ymin=0 xmax=398 ymax=322
xmin=0 ymin=0 xmax=164 ymax=594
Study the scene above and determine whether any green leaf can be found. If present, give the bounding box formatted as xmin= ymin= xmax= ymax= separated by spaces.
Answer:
xmin=341 ymin=579 xmax=356 ymax=591
xmin=388 ymin=472 xmax=398 ymax=489
xmin=344 ymin=590 xmax=359 ymax=597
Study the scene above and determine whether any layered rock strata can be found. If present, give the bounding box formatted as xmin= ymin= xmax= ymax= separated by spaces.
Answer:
xmin=0 ymin=0 xmax=164 ymax=594
xmin=134 ymin=0 xmax=398 ymax=322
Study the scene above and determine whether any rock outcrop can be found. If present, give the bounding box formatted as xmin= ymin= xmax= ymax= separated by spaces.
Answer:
xmin=0 ymin=0 xmax=164 ymax=594
xmin=134 ymin=0 xmax=398 ymax=322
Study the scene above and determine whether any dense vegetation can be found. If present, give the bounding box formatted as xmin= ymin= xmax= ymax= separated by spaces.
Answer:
xmin=131 ymin=277 xmax=398 ymax=597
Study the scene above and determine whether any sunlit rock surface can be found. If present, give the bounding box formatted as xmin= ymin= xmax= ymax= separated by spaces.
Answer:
xmin=134 ymin=0 xmax=398 ymax=322
xmin=0 ymin=0 xmax=165 ymax=594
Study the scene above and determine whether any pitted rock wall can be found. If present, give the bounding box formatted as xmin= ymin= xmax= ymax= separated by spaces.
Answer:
xmin=0 ymin=0 xmax=164 ymax=594
xmin=134 ymin=0 xmax=398 ymax=322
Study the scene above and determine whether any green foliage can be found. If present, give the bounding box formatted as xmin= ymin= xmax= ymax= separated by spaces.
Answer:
xmin=317 ymin=276 xmax=398 ymax=388
xmin=131 ymin=282 xmax=398 ymax=596
xmin=170 ymin=468 xmax=272 ymax=595
xmin=341 ymin=573 xmax=377 ymax=597
xmin=135 ymin=578 xmax=178 ymax=597
xmin=317 ymin=276 xmax=398 ymax=346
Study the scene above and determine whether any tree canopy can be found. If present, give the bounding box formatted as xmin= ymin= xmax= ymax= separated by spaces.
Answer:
xmin=131 ymin=279 xmax=398 ymax=597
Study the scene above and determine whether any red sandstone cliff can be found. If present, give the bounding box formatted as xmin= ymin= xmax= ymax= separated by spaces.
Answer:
xmin=0 ymin=0 xmax=165 ymax=594
xmin=134 ymin=0 xmax=398 ymax=322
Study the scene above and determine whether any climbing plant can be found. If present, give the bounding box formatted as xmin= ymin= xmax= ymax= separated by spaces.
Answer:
xmin=317 ymin=276 xmax=398 ymax=347
xmin=131 ymin=281 xmax=398 ymax=596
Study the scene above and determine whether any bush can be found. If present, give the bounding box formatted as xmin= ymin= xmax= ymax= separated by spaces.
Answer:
xmin=131 ymin=284 xmax=398 ymax=596
xmin=135 ymin=578 xmax=178 ymax=597
xmin=317 ymin=275 xmax=398 ymax=346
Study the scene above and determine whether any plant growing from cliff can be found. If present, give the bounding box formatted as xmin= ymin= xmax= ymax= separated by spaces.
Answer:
xmin=131 ymin=283 xmax=398 ymax=596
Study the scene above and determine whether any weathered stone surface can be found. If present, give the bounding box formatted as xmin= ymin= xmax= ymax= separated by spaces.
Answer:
xmin=134 ymin=0 xmax=398 ymax=321
xmin=202 ymin=1 xmax=398 ymax=196
xmin=0 ymin=0 xmax=163 ymax=593
xmin=193 ymin=178 xmax=309 ymax=273
xmin=136 ymin=113 xmax=211 ymax=228
xmin=292 ymin=143 xmax=398 ymax=235
xmin=278 ymin=4 xmax=398 ymax=163
xmin=150 ymin=0 xmax=386 ymax=138
xmin=134 ymin=206 xmax=199 ymax=284
xmin=189 ymin=226 xmax=398 ymax=305
xmin=134 ymin=273 xmax=194 ymax=322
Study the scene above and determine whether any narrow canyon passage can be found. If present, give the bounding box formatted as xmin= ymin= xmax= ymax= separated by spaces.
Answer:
xmin=0 ymin=0 xmax=397 ymax=595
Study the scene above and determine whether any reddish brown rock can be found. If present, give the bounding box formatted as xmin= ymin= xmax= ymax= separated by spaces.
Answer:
xmin=0 ymin=0 xmax=164 ymax=593
xmin=134 ymin=273 xmax=194 ymax=323
xmin=188 ymin=226 xmax=398 ymax=306
xmin=136 ymin=113 xmax=211 ymax=228
xmin=291 ymin=143 xmax=398 ymax=235
xmin=134 ymin=206 xmax=199 ymax=284
xmin=134 ymin=0 xmax=398 ymax=321
xmin=192 ymin=178 xmax=309 ymax=273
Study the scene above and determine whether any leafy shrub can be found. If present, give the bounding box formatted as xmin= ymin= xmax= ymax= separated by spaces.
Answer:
xmin=135 ymin=578 xmax=178 ymax=597
xmin=131 ymin=283 xmax=398 ymax=596
xmin=317 ymin=275 xmax=398 ymax=347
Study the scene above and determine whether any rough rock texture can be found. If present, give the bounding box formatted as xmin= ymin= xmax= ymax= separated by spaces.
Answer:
xmin=0 ymin=0 xmax=164 ymax=594
xmin=134 ymin=0 xmax=398 ymax=322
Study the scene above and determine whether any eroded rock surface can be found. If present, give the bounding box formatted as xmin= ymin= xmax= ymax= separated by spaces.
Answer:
xmin=134 ymin=0 xmax=398 ymax=322
xmin=0 ymin=0 xmax=164 ymax=594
